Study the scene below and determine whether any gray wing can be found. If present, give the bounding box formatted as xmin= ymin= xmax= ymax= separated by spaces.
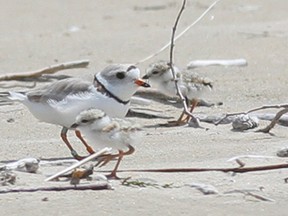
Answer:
xmin=182 ymin=71 xmax=213 ymax=88
xmin=26 ymin=78 xmax=92 ymax=103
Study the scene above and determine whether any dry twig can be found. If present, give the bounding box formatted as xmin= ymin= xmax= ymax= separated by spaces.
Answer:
xmin=0 ymin=82 xmax=37 ymax=89
xmin=116 ymin=162 xmax=288 ymax=173
xmin=257 ymin=108 xmax=288 ymax=133
xmin=0 ymin=183 xmax=111 ymax=194
xmin=0 ymin=59 xmax=89 ymax=81
xmin=224 ymin=190 xmax=274 ymax=202
xmin=45 ymin=147 xmax=111 ymax=182
xmin=168 ymin=0 xmax=199 ymax=125
xmin=227 ymin=155 xmax=279 ymax=163
xmin=215 ymin=104 xmax=288 ymax=132
xmin=187 ymin=58 xmax=247 ymax=69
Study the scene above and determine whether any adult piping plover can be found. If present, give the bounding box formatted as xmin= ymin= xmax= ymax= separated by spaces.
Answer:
xmin=142 ymin=61 xmax=212 ymax=125
xmin=5 ymin=64 xmax=149 ymax=159
xmin=71 ymin=108 xmax=142 ymax=179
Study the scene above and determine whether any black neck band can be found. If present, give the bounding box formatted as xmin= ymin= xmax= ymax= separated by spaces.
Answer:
xmin=94 ymin=76 xmax=130 ymax=105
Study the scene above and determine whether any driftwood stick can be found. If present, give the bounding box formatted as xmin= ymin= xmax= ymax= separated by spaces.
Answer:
xmin=45 ymin=147 xmax=111 ymax=182
xmin=227 ymin=155 xmax=279 ymax=162
xmin=0 ymin=183 xmax=111 ymax=194
xmin=224 ymin=190 xmax=274 ymax=202
xmin=187 ymin=58 xmax=248 ymax=69
xmin=257 ymin=108 xmax=288 ymax=133
xmin=168 ymin=0 xmax=199 ymax=125
xmin=243 ymin=191 xmax=275 ymax=202
xmin=169 ymin=0 xmax=189 ymax=113
xmin=116 ymin=163 xmax=288 ymax=173
xmin=169 ymin=0 xmax=187 ymax=104
xmin=0 ymin=82 xmax=37 ymax=89
xmin=255 ymin=113 xmax=288 ymax=126
xmin=215 ymin=104 xmax=288 ymax=125
xmin=0 ymin=59 xmax=89 ymax=81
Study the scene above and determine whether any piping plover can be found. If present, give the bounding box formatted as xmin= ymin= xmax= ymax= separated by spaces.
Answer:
xmin=71 ymin=108 xmax=142 ymax=179
xmin=6 ymin=64 xmax=149 ymax=159
xmin=142 ymin=61 xmax=212 ymax=125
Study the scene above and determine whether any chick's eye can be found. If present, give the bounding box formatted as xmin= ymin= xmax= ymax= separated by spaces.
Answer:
xmin=152 ymin=70 xmax=159 ymax=75
xmin=116 ymin=72 xmax=125 ymax=79
xmin=81 ymin=119 xmax=89 ymax=123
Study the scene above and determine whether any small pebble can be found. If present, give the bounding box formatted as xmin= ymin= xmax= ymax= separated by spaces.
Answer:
xmin=6 ymin=118 xmax=15 ymax=123
xmin=186 ymin=182 xmax=219 ymax=195
xmin=277 ymin=147 xmax=288 ymax=157
xmin=92 ymin=174 xmax=108 ymax=182
xmin=232 ymin=114 xmax=259 ymax=131
xmin=25 ymin=161 xmax=39 ymax=173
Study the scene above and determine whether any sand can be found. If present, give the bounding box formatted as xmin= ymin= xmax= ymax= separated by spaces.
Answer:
xmin=0 ymin=0 xmax=288 ymax=215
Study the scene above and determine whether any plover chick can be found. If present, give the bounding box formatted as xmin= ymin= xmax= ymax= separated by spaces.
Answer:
xmin=71 ymin=108 xmax=142 ymax=179
xmin=143 ymin=61 xmax=212 ymax=125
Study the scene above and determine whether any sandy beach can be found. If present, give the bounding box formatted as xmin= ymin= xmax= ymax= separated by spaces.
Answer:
xmin=1 ymin=0 xmax=288 ymax=215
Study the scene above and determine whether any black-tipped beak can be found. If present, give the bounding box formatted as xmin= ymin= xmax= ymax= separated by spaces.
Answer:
xmin=134 ymin=79 xmax=150 ymax=88
xmin=70 ymin=123 xmax=79 ymax=129
xmin=142 ymin=74 xmax=149 ymax=79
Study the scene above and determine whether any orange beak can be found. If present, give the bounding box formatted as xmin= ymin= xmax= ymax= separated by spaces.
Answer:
xmin=134 ymin=79 xmax=150 ymax=88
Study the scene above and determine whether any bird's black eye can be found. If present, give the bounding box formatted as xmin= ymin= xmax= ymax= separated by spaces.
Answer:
xmin=81 ymin=119 xmax=89 ymax=123
xmin=116 ymin=72 xmax=125 ymax=79
xmin=152 ymin=70 xmax=159 ymax=75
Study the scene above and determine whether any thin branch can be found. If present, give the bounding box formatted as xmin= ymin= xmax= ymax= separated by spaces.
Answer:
xmin=224 ymin=190 xmax=275 ymax=202
xmin=227 ymin=155 xmax=279 ymax=163
xmin=115 ymin=163 xmax=288 ymax=173
xmin=244 ymin=192 xmax=275 ymax=202
xmin=169 ymin=0 xmax=186 ymax=75
xmin=168 ymin=0 xmax=198 ymax=124
xmin=0 ymin=183 xmax=111 ymax=194
xmin=0 ymin=82 xmax=37 ymax=89
xmin=215 ymin=104 xmax=288 ymax=125
xmin=135 ymin=0 xmax=221 ymax=65
xmin=0 ymin=59 xmax=89 ymax=81
xmin=45 ymin=147 xmax=111 ymax=182
xmin=257 ymin=108 xmax=288 ymax=133
xmin=187 ymin=58 xmax=247 ymax=69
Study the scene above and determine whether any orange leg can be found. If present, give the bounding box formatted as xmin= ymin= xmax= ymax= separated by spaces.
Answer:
xmin=106 ymin=150 xmax=124 ymax=179
xmin=95 ymin=153 xmax=118 ymax=167
xmin=165 ymin=112 xmax=187 ymax=126
xmin=165 ymin=98 xmax=198 ymax=126
xmin=98 ymin=145 xmax=135 ymax=179
xmin=108 ymin=145 xmax=135 ymax=179
xmin=60 ymin=127 xmax=85 ymax=160
xmin=181 ymin=98 xmax=199 ymax=122
xmin=176 ymin=111 xmax=186 ymax=122
xmin=75 ymin=130 xmax=95 ymax=154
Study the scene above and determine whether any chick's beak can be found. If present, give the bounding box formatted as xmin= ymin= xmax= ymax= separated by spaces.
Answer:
xmin=70 ymin=123 xmax=79 ymax=129
xmin=142 ymin=74 xmax=149 ymax=79
xmin=134 ymin=79 xmax=150 ymax=88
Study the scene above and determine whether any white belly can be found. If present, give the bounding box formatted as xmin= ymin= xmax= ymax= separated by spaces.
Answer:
xmin=24 ymin=92 xmax=129 ymax=128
